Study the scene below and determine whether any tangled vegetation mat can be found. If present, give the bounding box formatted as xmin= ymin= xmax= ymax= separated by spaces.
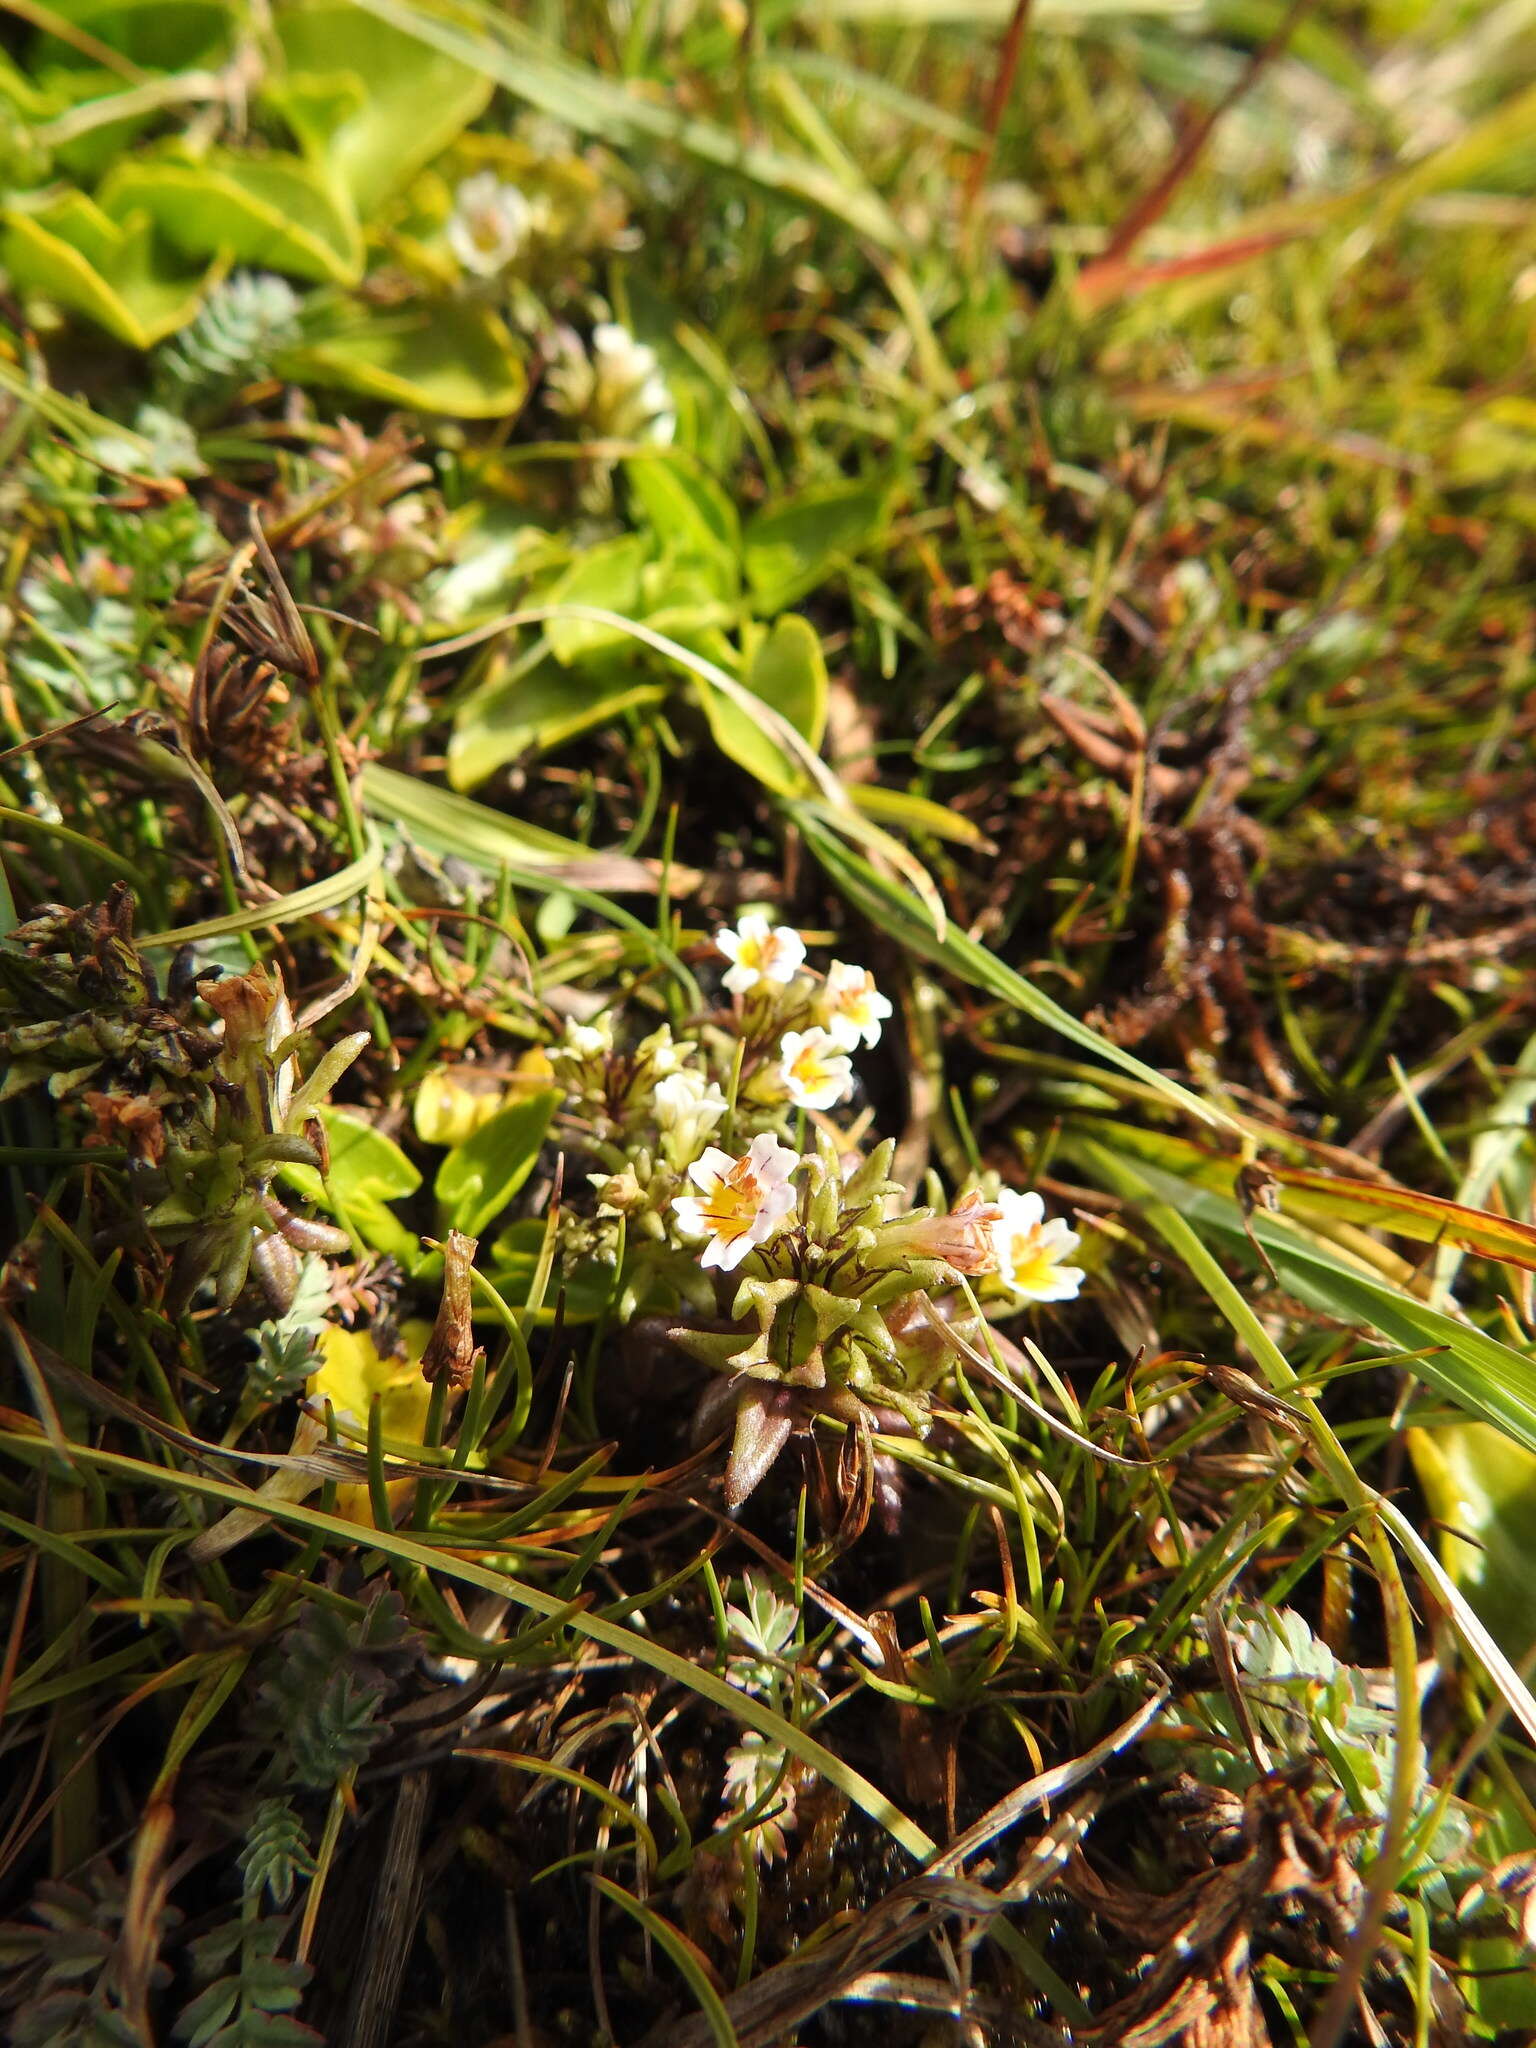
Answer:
xmin=4 ymin=3 xmax=1536 ymax=2043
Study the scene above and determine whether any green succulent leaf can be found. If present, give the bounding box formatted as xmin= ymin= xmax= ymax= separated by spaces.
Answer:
xmin=280 ymin=300 xmax=527 ymax=417
xmin=268 ymin=0 xmax=492 ymax=214
xmin=2 ymin=192 xmax=210 ymax=347
xmin=100 ymin=150 xmax=363 ymax=285
xmin=436 ymin=1089 xmax=560 ymax=1239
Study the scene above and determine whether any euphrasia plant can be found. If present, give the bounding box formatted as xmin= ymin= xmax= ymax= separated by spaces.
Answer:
xmin=553 ymin=915 xmax=1087 ymax=1509
xmin=0 ymin=886 xmax=364 ymax=1312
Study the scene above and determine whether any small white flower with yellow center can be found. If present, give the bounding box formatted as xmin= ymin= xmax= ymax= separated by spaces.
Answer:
xmin=819 ymin=961 xmax=893 ymax=1052
xmin=991 ymin=1190 xmax=1085 ymax=1303
xmin=672 ymin=1133 xmax=799 ymax=1272
xmin=447 ymin=172 xmax=532 ymax=276
xmin=778 ymin=1027 xmax=853 ymax=1111
xmin=653 ymin=1067 xmax=728 ymax=1168
xmin=716 ymin=915 xmax=806 ymax=997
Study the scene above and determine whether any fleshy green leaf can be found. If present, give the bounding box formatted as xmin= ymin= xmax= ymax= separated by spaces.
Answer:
xmin=100 ymin=150 xmax=363 ymax=284
xmin=436 ymin=1090 xmax=560 ymax=1238
xmin=488 ymin=1218 xmax=614 ymax=1323
xmin=1407 ymin=1421 xmax=1536 ymax=1659
xmin=744 ymin=478 xmax=890 ymax=613
xmin=624 ymin=456 xmax=740 ymax=597
xmin=283 ymin=1107 xmax=421 ymax=1265
xmin=694 ymin=614 xmax=827 ymax=796
xmin=268 ymin=0 xmax=492 ymax=214
xmin=543 ymin=536 xmax=651 ymax=664
xmin=280 ymin=300 xmax=526 ymax=417
xmin=2 ymin=192 xmax=209 ymax=347
xmin=449 ymin=653 xmax=666 ymax=789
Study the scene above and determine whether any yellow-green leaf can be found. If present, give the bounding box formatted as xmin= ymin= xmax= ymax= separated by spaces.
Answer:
xmin=2 ymin=194 xmax=209 ymax=348
xmin=100 ymin=150 xmax=363 ymax=285
xmin=283 ymin=301 xmax=526 ymax=417
xmin=269 ymin=0 xmax=492 ymax=214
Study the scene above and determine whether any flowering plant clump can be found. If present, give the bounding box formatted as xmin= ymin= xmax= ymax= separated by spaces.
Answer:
xmin=545 ymin=917 xmax=1087 ymax=1511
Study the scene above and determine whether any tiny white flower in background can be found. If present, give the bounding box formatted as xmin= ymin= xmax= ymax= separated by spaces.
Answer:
xmin=716 ymin=915 xmax=806 ymax=996
xmin=447 ymin=172 xmax=532 ymax=276
xmin=548 ymin=322 xmax=675 ymax=445
xmin=671 ymin=1133 xmax=799 ymax=1272
xmin=590 ymin=321 xmax=675 ymax=444
xmin=560 ymin=1016 xmax=613 ymax=1060
xmin=991 ymin=1189 xmax=1085 ymax=1303
xmin=819 ymin=961 xmax=893 ymax=1051
xmin=652 ymin=1067 xmax=728 ymax=1167
xmin=778 ymin=1028 xmax=853 ymax=1112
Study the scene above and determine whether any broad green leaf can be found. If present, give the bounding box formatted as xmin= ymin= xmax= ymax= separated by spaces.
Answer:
xmin=744 ymin=479 xmax=889 ymax=613
xmin=693 ymin=615 xmax=826 ymax=796
xmin=33 ymin=0 xmax=233 ymax=71
xmin=544 ymin=537 xmax=650 ymax=664
xmin=449 ymin=654 xmax=666 ymax=789
xmin=2 ymin=193 xmax=209 ymax=348
xmin=269 ymin=0 xmax=492 ymax=214
xmin=744 ymin=613 xmax=827 ymax=749
xmin=624 ymin=457 xmax=739 ymax=597
xmin=1407 ymin=1421 xmax=1536 ymax=1660
xmin=281 ymin=301 xmax=526 ymax=417
xmin=100 ymin=151 xmax=362 ymax=285
xmin=436 ymin=1090 xmax=560 ymax=1238
xmin=283 ymin=1106 xmax=421 ymax=1264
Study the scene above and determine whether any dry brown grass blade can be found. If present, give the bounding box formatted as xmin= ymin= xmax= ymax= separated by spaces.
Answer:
xmin=1078 ymin=0 xmax=1315 ymax=297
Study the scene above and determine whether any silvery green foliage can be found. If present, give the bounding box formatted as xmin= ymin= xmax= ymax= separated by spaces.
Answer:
xmin=239 ymin=1800 xmax=315 ymax=1911
xmin=250 ymin=1257 xmax=333 ymax=1401
xmin=1184 ymin=1605 xmax=1472 ymax=1895
xmin=93 ymin=405 xmax=204 ymax=481
xmin=13 ymin=563 xmax=138 ymax=708
xmin=0 ymin=1864 xmax=180 ymax=2048
xmin=174 ymin=1919 xmax=317 ymax=2048
xmin=153 ymin=273 xmax=302 ymax=413
xmin=723 ymin=1574 xmax=802 ymax=1699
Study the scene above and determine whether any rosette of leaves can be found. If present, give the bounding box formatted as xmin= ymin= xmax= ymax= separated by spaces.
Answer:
xmin=670 ymin=1135 xmax=962 ymax=1510
xmin=0 ymin=0 xmax=527 ymax=415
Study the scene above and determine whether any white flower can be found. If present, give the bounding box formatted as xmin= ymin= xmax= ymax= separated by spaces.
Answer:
xmin=819 ymin=961 xmax=893 ymax=1051
xmin=447 ymin=172 xmax=532 ymax=276
xmin=716 ymin=915 xmax=806 ymax=996
xmin=547 ymin=322 xmax=675 ymax=445
xmin=637 ymin=1023 xmax=685 ymax=1077
xmin=778 ymin=1028 xmax=853 ymax=1111
xmin=590 ymin=322 xmax=675 ymax=444
xmin=652 ymin=1067 xmax=728 ymax=1168
xmin=671 ymin=1133 xmax=799 ymax=1272
xmin=559 ymin=1016 xmax=613 ymax=1060
xmin=991 ymin=1190 xmax=1085 ymax=1303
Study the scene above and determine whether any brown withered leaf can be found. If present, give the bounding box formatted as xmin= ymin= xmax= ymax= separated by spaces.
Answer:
xmin=420 ymin=1230 xmax=483 ymax=1390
